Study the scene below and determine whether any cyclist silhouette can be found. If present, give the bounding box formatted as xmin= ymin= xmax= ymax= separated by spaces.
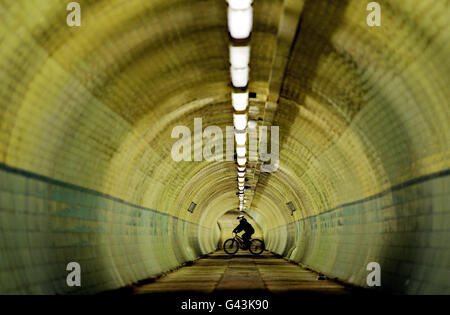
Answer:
xmin=233 ymin=214 xmax=255 ymax=249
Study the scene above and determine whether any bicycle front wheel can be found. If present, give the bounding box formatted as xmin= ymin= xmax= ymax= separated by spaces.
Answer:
xmin=249 ymin=239 xmax=265 ymax=255
xmin=223 ymin=238 xmax=239 ymax=255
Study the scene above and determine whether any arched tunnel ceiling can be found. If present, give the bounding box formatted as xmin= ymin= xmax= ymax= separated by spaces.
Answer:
xmin=0 ymin=0 xmax=449 ymax=235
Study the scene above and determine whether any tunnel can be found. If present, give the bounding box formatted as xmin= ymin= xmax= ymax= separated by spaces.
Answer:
xmin=0 ymin=0 xmax=449 ymax=297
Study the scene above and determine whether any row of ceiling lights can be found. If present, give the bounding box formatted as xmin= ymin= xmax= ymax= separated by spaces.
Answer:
xmin=227 ymin=0 xmax=253 ymax=211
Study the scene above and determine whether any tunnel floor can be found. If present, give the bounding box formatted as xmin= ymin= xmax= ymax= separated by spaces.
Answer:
xmin=132 ymin=250 xmax=355 ymax=295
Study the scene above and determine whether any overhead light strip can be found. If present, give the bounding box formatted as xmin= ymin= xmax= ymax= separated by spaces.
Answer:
xmin=227 ymin=0 xmax=253 ymax=209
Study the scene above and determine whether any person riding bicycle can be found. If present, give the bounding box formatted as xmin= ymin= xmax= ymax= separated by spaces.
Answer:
xmin=233 ymin=214 xmax=254 ymax=249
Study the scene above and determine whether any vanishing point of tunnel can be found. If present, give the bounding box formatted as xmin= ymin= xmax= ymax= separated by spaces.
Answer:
xmin=0 ymin=0 xmax=449 ymax=297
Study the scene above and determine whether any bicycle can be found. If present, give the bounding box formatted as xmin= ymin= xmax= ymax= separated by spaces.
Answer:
xmin=223 ymin=232 xmax=265 ymax=255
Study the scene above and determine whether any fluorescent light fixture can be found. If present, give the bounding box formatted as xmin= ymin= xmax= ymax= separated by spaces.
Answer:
xmin=248 ymin=120 xmax=257 ymax=129
xmin=232 ymin=92 xmax=248 ymax=111
xmin=236 ymin=145 xmax=246 ymax=157
xmin=237 ymin=156 xmax=247 ymax=165
xmin=231 ymin=66 xmax=249 ymax=87
xmin=237 ymin=166 xmax=246 ymax=172
xmin=235 ymin=130 xmax=247 ymax=146
xmin=229 ymin=45 xmax=250 ymax=68
xmin=187 ymin=202 xmax=197 ymax=213
xmin=227 ymin=0 xmax=252 ymax=10
xmin=238 ymin=182 xmax=244 ymax=187
xmin=238 ymin=178 xmax=245 ymax=184
xmin=234 ymin=113 xmax=248 ymax=131
xmin=238 ymin=171 xmax=245 ymax=177
xmin=228 ymin=7 xmax=253 ymax=39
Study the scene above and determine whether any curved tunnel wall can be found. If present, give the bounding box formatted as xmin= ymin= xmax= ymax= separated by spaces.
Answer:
xmin=0 ymin=0 xmax=448 ymax=294
xmin=260 ymin=0 xmax=450 ymax=294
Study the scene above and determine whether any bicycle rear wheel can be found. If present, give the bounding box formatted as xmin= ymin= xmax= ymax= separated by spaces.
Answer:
xmin=249 ymin=239 xmax=265 ymax=255
xmin=223 ymin=238 xmax=239 ymax=255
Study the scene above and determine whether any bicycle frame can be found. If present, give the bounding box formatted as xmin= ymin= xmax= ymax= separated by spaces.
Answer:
xmin=233 ymin=234 xmax=245 ymax=248
xmin=224 ymin=233 xmax=264 ymax=255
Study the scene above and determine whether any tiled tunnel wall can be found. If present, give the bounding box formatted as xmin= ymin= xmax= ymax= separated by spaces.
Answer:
xmin=266 ymin=171 xmax=449 ymax=294
xmin=0 ymin=164 xmax=217 ymax=294
xmin=256 ymin=0 xmax=450 ymax=295
xmin=0 ymin=0 xmax=449 ymax=295
xmin=0 ymin=0 xmax=228 ymax=294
